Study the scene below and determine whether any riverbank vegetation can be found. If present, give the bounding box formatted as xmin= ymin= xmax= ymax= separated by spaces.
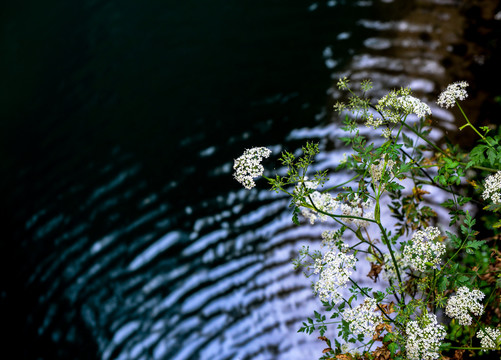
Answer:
xmin=233 ymin=78 xmax=500 ymax=359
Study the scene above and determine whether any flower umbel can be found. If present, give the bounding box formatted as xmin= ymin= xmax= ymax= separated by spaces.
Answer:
xmin=477 ymin=327 xmax=501 ymax=350
xmin=340 ymin=194 xmax=374 ymax=228
xmin=313 ymin=248 xmax=357 ymax=304
xmin=405 ymin=313 xmax=446 ymax=360
xmin=343 ymin=297 xmax=383 ymax=339
xmin=369 ymin=158 xmax=396 ymax=183
xmin=297 ymin=189 xmax=340 ymax=225
xmin=482 ymin=171 xmax=501 ymax=205
xmin=397 ymin=95 xmax=432 ymax=119
xmin=437 ymin=81 xmax=469 ymax=109
xmin=403 ymin=227 xmax=445 ymax=272
xmin=445 ymin=286 xmax=485 ymax=326
xmin=233 ymin=147 xmax=272 ymax=189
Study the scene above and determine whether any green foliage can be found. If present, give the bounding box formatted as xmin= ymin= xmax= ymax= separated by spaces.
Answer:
xmin=234 ymin=77 xmax=501 ymax=359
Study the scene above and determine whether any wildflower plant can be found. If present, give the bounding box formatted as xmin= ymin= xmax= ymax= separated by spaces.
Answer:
xmin=445 ymin=286 xmax=485 ymax=326
xmin=232 ymin=78 xmax=501 ymax=359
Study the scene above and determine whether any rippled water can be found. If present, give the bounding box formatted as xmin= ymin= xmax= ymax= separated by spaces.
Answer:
xmin=2 ymin=0 xmax=500 ymax=359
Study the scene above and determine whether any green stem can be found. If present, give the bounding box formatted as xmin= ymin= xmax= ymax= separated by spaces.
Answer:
xmin=305 ymin=194 xmax=378 ymax=224
xmin=435 ymin=232 xmax=470 ymax=280
xmin=456 ymin=102 xmax=491 ymax=145
xmin=377 ymin=221 xmax=404 ymax=294
xmin=463 ymin=164 xmax=499 ymax=173
xmin=401 ymin=122 xmax=450 ymax=159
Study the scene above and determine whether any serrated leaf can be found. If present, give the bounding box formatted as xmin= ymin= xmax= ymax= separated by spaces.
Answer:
xmin=466 ymin=239 xmax=485 ymax=250
xmin=446 ymin=231 xmax=461 ymax=248
xmin=402 ymin=133 xmax=414 ymax=148
xmin=437 ymin=276 xmax=449 ymax=292
xmin=441 ymin=199 xmax=455 ymax=208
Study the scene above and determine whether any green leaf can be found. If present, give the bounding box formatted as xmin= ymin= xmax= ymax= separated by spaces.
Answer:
xmin=437 ymin=276 xmax=449 ymax=292
xmin=464 ymin=213 xmax=476 ymax=227
xmin=466 ymin=239 xmax=485 ymax=251
xmin=441 ymin=199 xmax=455 ymax=209
xmin=402 ymin=132 xmax=414 ymax=148
xmin=388 ymin=342 xmax=399 ymax=356
xmin=446 ymin=231 xmax=461 ymax=249
xmin=439 ymin=342 xmax=452 ymax=351
xmin=292 ymin=207 xmax=300 ymax=226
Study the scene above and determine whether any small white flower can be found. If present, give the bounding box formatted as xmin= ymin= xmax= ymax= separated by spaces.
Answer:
xmin=405 ymin=313 xmax=446 ymax=360
xmin=445 ymin=286 xmax=485 ymax=325
xmin=370 ymin=159 xmax=396 ymax=183
xmin=313 ymin=249 xmax=357 ymax=304
xmin=233 ymin=147 xmax=271 ymax=189
xmin=477 ymin=327 xmax=501 ymax=349
xmin=343 ymin=297 xmax=382 ymax=339
xmin=374 ymin=88 xmax=412 ymax=124
xmin=482 ymin=171 xmax=501 ymax=205
xmin=437 ymin=81 xmax=469 ymax=109
xmin=340 ymin=194 xmax=374 ymax=228
xmin=364 ymin=112 xmax=384 ymax=129
xmin=397 ymin=95 xmax=432 ymax=119
xmin=299 ymin=191 xmax=340 ymax=224
xmin=381 ymin=128 xmax=392 ymax=139
xmin=321 ymin=230 xmax=345 ymax=249
xmin=403 ymin=227 xmax=445 ymax=272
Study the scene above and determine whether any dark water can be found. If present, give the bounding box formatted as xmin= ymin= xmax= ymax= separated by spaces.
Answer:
xmin=1 ymin=0 xmax=500 ymax=359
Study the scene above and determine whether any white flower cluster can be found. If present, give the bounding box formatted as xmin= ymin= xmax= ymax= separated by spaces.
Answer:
xmin=297 ymin=187 xmax=373 ymax=227
xmin=445 ymin=286 xmax=485 ymax=326
xmin=381 ymin=128 xmax=392 ymax=139
xmin=477 ymin=327 xmax=501 ymax=349
xmin=233 ymin=147 xmax=271 ymax=189
xmin=405 ymin=313 xmax=446 ymax=360
xmin=364 ymin=87 xmax=412 ymax=129
xmin=363 ymin=90 xmax=430 ymax=133
xmin=482 ymin=171 xmax=501 ymax=205
xmin=363 ymin=112 xmax=384 ymax=129
xmin=397 ymin=95 xmax=432 ymax=119
xmin=437 ymin=81 xmax=469 ymax=109
xmin=313 ymin=249 xmax=357 ymax=304
xmin=370 ymin=159 xmax=396 ymax=183
xmin=300 ymin=191 xmax=340 ymax=224
xmin=343 ymin=297 xmax=382 ymax=339
xmin=402 ymin=227 xmax=445 ymax=272
xmin=321 ymin=230 xmax=345 ymax=248
xmin=340 ymin=194 xmax=374 ymax=228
